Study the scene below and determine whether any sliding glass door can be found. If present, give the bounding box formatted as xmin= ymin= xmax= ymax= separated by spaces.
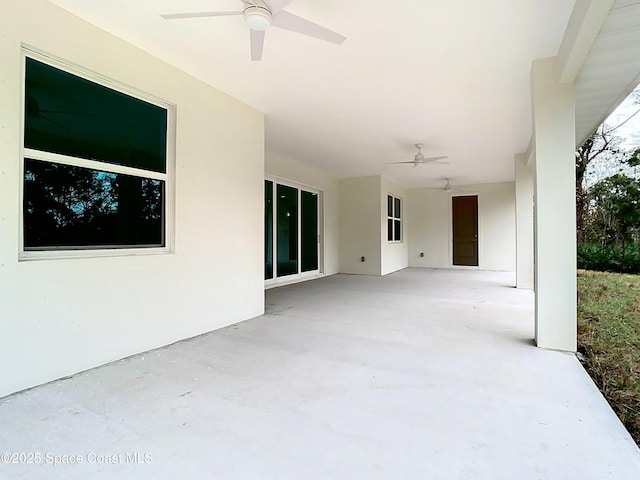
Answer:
xmin=265 ymin=179 xmax=320 ymax=283
xmin=301 ymin=190 xmax=318 ymax=272
xmin=265 ymin=180 xmax=274 ymax=279
xmin=276 ymin=184 xmax=298 ymax=276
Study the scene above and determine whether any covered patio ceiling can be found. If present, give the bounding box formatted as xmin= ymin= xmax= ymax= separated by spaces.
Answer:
xmin=45 ymin=1 xmax=640 ymax=188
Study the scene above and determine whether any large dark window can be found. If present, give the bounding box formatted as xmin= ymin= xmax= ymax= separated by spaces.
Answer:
xmin=22 ymin=54 xmax=169 ymax=253
xmin=24 ymin=160 xmax=164 ymax=249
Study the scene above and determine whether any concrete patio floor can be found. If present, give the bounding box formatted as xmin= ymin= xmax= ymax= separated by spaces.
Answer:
xmin=2 ymin=268 xmax=639 ymax=479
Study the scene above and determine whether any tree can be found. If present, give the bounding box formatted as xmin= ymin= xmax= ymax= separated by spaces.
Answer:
xmin=576 ymin=94 xmax=640 ymax=243
xmin=586 ymin=174 xmax=640 ymax=269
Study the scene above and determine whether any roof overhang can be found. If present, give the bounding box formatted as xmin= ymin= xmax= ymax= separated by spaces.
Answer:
xmin=569 ymin=0 xmax=640 ymax=147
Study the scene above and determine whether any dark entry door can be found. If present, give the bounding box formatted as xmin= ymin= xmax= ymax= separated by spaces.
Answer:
xmin=452 ymin=195 xmax=478 ymax=266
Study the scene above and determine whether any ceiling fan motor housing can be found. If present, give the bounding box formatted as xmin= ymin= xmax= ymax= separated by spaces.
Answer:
xmin=244 ymin=5 xmax=272 ymax=30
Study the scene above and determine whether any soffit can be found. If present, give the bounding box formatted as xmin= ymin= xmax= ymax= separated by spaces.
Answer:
xmin=575 ymin=0 xmax=640 ymax=146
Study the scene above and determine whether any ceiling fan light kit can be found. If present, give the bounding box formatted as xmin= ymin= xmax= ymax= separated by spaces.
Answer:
xmin=244 ymin=5 xmax=272 ymax=31
xmin=443 ymin=178 xmax=464 ymax=193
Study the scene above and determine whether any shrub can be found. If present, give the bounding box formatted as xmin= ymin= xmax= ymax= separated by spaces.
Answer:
xmin=578 ymin=243 xmax=640 ymax=274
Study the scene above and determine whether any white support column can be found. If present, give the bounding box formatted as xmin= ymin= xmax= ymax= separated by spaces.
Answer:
xmin=515 ymin=154 xmax=534 ymax=290
xmin=531 ymin=57 xmax=577 ymax=352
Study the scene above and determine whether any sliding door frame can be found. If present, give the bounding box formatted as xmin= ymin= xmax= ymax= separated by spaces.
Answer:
xmin=265 ymin=175 xmax=324 ymax=288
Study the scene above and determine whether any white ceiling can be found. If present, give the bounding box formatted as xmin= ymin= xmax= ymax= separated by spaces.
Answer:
xmin=47 ymin=0 xmax=575 ymax=188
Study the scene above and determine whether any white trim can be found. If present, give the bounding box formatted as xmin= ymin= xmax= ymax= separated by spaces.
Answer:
xmin=318 ymin=189 xmax=326 ymax=277
xmin=21 ymin=44 xmax=171 ymax=110
xmin=556 ymin=0 xmax=615 ymax=84
xmin=19 ymin=247 xmax=170 ymax=262
xmin=18 ymin=47 xmax=176 ymax=261
xmin=18 ymin=52 xmax=26 ymax=259
xmin=266 ymin=174 xmax=322 ymax=195
xmin=23 ymin=149 xmax=167 ymax=181
xmin=265 ymin=272 xmax=324 ymax=289
xmin=164 ymin=103 xmax=177 ymax=255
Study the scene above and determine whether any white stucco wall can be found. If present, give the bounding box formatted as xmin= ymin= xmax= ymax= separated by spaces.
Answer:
xmin=339 ymin=176 xmax=409 ymax=276
xmin=408 ymin=182 xmax=516 ymax=271
xmin=407 ymin=189 xmax=450 ymax=268
xmin=515 ymin=154 xmax=535 ymax=289
xmin=0 ymin=0 xmax=265 ymax=397
xmin=479 ymin=182 xmax=517 ymax=271
xmin=265 ymin=153 xmax=340 ymax=276
xmin=339 ymin=176 xmax=381 ymax=275
xmin=381 ymin=177 xmax=409 ymax=275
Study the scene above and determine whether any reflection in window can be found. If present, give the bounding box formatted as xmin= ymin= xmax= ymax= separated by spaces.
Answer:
xmin=24 ymin=159 xmax=164 ymax=249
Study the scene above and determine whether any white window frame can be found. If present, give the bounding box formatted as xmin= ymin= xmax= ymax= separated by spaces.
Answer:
xmin=19 ymin=46 xmax=176 ymax=261
xmin=387 ymin=194 xmax=403 ymax=243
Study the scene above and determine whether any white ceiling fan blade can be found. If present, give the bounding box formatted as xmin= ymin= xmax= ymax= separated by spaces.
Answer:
xmin=271 ymin=10 xmax=346 ymax=44
xmin=161 ymin=11 xmax=243 ymax=20
xmin=265 ymin=0 xmax=294 ymax=14
xmin=388 ymin=161 xmax=418 ymax=165
xmin=422 ymin=156 xmax=449 ymax=163
xmin=250 ymin=29 xmax=266 ymax=61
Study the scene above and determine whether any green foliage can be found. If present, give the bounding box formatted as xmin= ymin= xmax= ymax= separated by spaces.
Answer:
xmin=578 ymin=244 xmax=640 ymax=273
xmin=628 ymin=147 xmax=640 ymax=168
xmin=575 ymin=97 xmax=640 ymax=244
xmin=582 ymin=174 xmax=640 ymax=269
xmin=587 ymin=174 xmax=640 ymax=238
xmin=577 ymin=270 xmax=640 ymax=445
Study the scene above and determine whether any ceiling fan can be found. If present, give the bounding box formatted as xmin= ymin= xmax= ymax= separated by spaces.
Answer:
xmin=443 ymin=178 xmax=463 ymax=193
xmin=388 ymin=143 xmax=449 ymax=168
xmin=161 ymin=0 xmax=346 ymax=61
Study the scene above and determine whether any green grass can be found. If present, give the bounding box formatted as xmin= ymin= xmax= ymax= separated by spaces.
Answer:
xmin=577 ymin=270 xmax=640 ymax=445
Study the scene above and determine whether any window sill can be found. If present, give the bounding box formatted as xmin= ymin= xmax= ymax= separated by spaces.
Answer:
xmin=19 ymin=247 xmax=172 ymax=262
